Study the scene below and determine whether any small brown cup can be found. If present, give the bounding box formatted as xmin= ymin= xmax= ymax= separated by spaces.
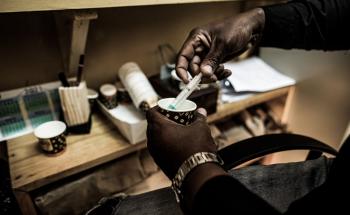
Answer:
xmin=157 ymin=98 xmax=197 ymax=125
xmin=34 ymin=121 xmax=67 ymax=156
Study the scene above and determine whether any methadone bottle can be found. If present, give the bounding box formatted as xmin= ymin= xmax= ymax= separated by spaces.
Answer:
xmin=118 ymin=62 xmax=158 ymax=112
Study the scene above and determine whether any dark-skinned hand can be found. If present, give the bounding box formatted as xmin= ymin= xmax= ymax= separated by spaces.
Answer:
xmin=146 ymin=107 xmax=217 ymax=179
xmin=176 ymin=8 xmax=265 ymax=83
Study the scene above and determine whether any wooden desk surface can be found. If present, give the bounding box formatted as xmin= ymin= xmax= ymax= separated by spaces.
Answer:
xmin=8 ymin=114 xmax=146 ymax=192
xmin=7 ymin=86 xmax=291 ymax=192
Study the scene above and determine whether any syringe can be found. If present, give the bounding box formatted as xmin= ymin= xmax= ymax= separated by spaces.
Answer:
xmin=168 ymin=73 xmax=202 ymax=110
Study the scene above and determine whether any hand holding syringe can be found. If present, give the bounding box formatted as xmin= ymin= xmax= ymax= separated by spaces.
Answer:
xmin=168 ymin=73 xmax=202 ymax=110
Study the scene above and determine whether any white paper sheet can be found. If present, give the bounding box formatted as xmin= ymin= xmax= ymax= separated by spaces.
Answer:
xmin=219 ymin=79 xmax=253 ymax=104
xmin=225 ymin=57 xmax=295 ymax=92
xmin=221 ymin=93 xmax=253 ymax=103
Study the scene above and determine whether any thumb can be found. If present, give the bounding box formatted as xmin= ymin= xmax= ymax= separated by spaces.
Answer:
xmin=195 ymin=108 xmax=208 ymax=122
xmin=200 ymin=41 xmax=223 ymax=77
xmin=197 ymin=108 xmax=207 ymax=117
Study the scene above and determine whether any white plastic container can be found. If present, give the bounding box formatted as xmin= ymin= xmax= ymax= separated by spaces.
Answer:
xmin=118 ymin=62 xmax=158 ymax=111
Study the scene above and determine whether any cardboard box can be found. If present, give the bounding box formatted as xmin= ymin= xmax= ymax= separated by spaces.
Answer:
xmin=97 ymin=101 xmax=146 ymax=144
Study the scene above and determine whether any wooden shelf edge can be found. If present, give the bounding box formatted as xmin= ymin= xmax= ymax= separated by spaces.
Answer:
xmin=12 ymin=141 xmax=146 ymax=191
xmin=1 ymin=0 xmax=236 ymax=13
xmin=207 ymin=87 xmax=291 ymax=123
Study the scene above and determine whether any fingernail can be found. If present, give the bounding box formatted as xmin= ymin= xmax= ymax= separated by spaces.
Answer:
xmin=202 ymin=65 xmax=213 ymax=75
xmin=197 ymin=108 xmax=207 ymax=117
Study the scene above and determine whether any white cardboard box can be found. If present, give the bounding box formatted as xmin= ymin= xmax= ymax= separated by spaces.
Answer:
xmin=97 ymin=101 xmax=147 ymax=144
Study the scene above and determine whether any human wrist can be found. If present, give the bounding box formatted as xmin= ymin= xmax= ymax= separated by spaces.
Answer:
xmin=181 ymin=162 xmax=229 ymax=212
xmin=250 ymin=8 xmax=265 ymax=34
xmin=171 ymin=152 xmax=222 ymax=201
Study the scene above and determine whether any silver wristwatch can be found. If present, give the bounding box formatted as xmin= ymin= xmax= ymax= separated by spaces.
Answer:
xmin=171 ymin=152 xmax=224 ymax=202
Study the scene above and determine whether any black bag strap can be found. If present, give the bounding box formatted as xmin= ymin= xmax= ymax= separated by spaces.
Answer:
xmin=218 ymin=133 xmax=338 ymax=171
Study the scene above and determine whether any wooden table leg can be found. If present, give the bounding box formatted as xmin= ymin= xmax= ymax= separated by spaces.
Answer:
xmin=13 ymin=190 xmax=37 ymax=215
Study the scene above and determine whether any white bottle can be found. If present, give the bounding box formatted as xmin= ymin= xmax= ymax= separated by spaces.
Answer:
xmin=118 ymin=62 xmax=158 ymax=112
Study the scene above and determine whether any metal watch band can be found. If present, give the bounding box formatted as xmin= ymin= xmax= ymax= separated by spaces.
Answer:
xmin=171 ymin=152 xmax=224 ymax=202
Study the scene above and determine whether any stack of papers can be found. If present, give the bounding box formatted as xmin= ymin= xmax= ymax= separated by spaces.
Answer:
xmin=225 ymin=57 xmax=295 ymax=92
xmin=221 ymin=57 xmax=295 ymax=103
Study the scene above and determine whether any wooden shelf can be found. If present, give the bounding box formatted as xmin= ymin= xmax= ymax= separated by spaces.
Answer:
xmin=8 ymin=113 xmax=146 ymax=191
xmin=207 ymin=87 xmax=291 ymax=123
xmin=0 ymin=0 xmax=236 ymax=13
xmin=7 ymin=86 xmax=291 ymax=192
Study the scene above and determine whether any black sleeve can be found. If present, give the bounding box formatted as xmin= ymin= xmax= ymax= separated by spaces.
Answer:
xmin=285 ymin=135 xmax=350 ymax=214
xmin=192 ymin=175 xmax=281 ymax=214
xmin=261 ymin=0 xmax=350 ymax=50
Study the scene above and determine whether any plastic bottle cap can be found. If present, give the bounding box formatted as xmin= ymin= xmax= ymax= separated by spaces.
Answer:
xmin=100 ymin=84 xmax=117 ymax=97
